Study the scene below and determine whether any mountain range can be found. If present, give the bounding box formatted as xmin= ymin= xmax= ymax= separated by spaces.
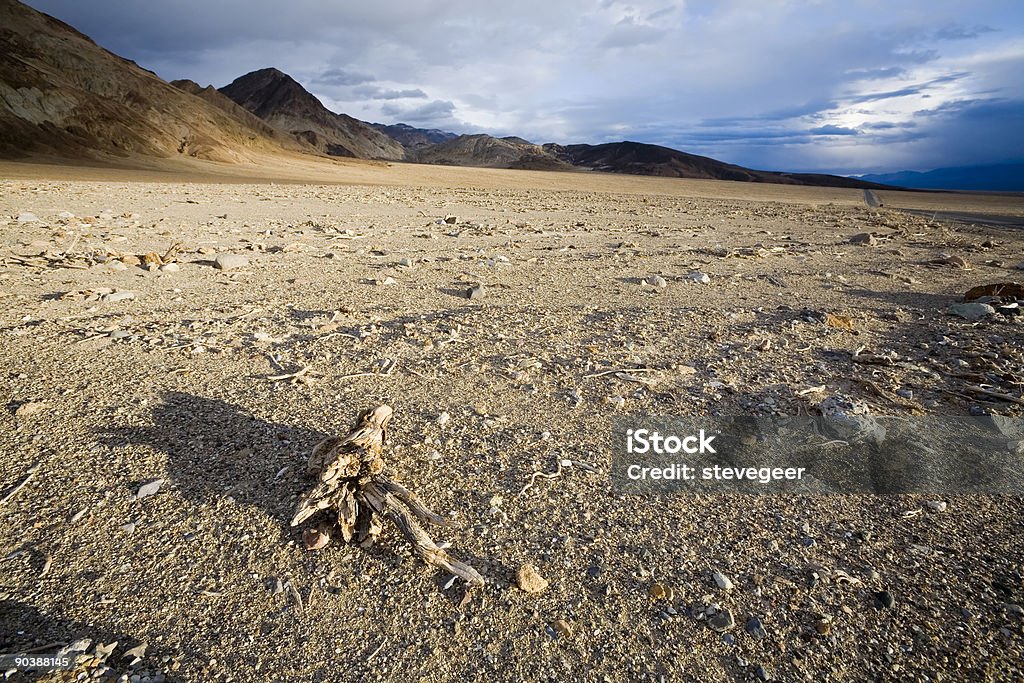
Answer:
xmin=858 ymin=163 xmax=1024 ymax=192
xmin=0 ymin=0 xmax=900 ymax=189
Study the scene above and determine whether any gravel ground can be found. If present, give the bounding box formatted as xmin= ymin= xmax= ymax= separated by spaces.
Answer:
xmin=1 ymin=165 xmax=1023 ymax=682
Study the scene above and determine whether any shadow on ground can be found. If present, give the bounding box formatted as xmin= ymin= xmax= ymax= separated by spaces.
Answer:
xmin=101 ymin=392 xmax=328 ymax=528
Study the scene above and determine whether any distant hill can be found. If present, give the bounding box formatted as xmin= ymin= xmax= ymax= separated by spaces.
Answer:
xmin=0 ymin=0 xmax=300 ymax=162
xmin=544 ymin=141 xmax=891 ymax=189
xmin=372 ymin=122 xmax=457 ymax=148
xmin=410 ymin=134 xmax=573 ymax=170
xmin=219 ymin=68 xmax=405 ymax=160
xmin=859 ymin=163 xmax=1024 ymax=192
xmin=170 ymin=79 xmax=313 ymax=153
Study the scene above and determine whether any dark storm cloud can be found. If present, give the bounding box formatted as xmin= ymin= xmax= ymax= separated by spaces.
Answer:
xmin=809 ymin=125 xmax=859 ymax=136
xmin=313 ymin=68 xmax=376 ymax=87
xmin=352 ymin=86 xmax=428 ymax=100
xmin=380 ymin=99 xmax=458 ymax=124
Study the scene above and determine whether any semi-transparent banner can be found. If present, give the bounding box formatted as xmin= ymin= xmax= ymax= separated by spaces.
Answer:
xmin=611 ymin=416 xmax=1024 ymax=494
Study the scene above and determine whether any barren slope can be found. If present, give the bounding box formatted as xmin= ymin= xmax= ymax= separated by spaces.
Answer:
xmin=219 ymin=68 xmax=406 ymax=160
xmin=0 ymin=0 xmax=299 ymax=162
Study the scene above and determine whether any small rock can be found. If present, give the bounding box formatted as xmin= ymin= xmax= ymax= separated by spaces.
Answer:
xmin=1005 ymin=604 xmax=1023 ymax=619
xmin=444 ymin=215 xmax=458 ymax=224
xmin=303 ymin=524 xmax=331 ymax=551
xmin=515 ymin=564 xmax=549 ymax=593
xmin=644 ymin=275 xmax=668 ymax=288
xmin=160 ymin=263 xmax=180 ymax=273
xmin=437 ymin=411 xmax=451 ymax=426
xmin=648 ymin=582 xmax=668 ymax=600
xmin=102 ymin=291 xmax=136 ymax=303
xmin=377 ymin=276 xmax=397 ymax=286
xmin=687 ymin=271 xmax=711 ymax=284
xmin=849 ymin=232 xmax=877 ymax=246
xmin=14 ymin=401 xmax=46 ymax=418
xmin=712 ymin=570 xmax=734 ymax=591
xmin=939 ymin=254 xmax=970 ymax=269
xmin=745 ymin=617 xmax=767 ymax=640
xmin=397 ymin=257 xmax=413 ymax=268
xmin=214 ymin=253 xmax=249 ymax=270
xmin=754 ymin=665 xmax=770 ymax=681
xmin=467 ymin=284 xmax=485 ymax=299
xmin=136 ymin=479 xmax=163 ymax=500
xmin=948 ymin=302 xmax=995 ymax=321
xmin=925 ymin=500 xmax=948 ymax=513
xmin=708 ymin=609 xmax=735 ymax=632
xmin=876 ymin=590 xmax=896 ymax=609
xmin=722 ymin=634 xmax=735 ymax=645
xmin=121 ymin=522 xmax=136 ymax=534
xmin=17 ymin=212 xmax=39 ymax=223
xmin=550 ymin=618 xmax=572 ymax=637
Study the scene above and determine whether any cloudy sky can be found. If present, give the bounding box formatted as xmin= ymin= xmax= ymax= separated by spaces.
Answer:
xmin=24 ymin=0 xmax=1024 ymax=174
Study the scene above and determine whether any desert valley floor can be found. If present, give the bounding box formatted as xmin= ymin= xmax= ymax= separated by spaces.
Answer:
xmin=1 ymin=156 xmax=1023 ymax=682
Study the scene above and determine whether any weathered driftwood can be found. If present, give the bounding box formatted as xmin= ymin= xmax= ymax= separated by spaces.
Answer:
xmin=291 ymin=405 xmax=484 ymax=585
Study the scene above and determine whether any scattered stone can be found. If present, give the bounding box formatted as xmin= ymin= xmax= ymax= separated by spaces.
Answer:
xmin=745 ymin=617 xmax=767 ymax=640
xmin=377 ymin=276 xmax=398 ymax=286
xmin=948 ymin=302 xmax=995 ymax=321
xmin=214 ymin=253 xmax=249 ymax=270
xmin=644 ymin=275 xmax=668 ymax=288
xmin=712 ymin=570 xmax=734 ymax=591
xmin=437 ymin=411 xmax=451 ymax=426
xmin=121 ymin=523 xmax=136 ymax=534
xmin=119 ymin=254 xmax=141 ymax=267
xmin=14 ymin=401 xmax=46 ymax=418
xmin=102 ymin=291 xmax=136 ymax=303
xmin=160 ymin=262 xmax=181 ymax=273
xmin=708 ymin=609 xmax=735 ymax=632
xmin=17 ymin=212 xmax=39 ymax=223
xmin=963 ymin=282 xmax=1024 ymax=301
xmin=876 ymin=590 xmax=896 ymax=609
xmin=467 ymin=284 xmax=485 ymax=299
xmin=935 ymin=254 xmax=969 ymax=269
xmin=1005 ymin=604 xmax=1023 ymax=619
xmin=754 ymin=665 xmax=770 ymax=681
xmin=925 ymin=500 xmax=948 ymax=513
xmin=722 ymin=634 xmax=735 ymax=645
xmin=550 ymin=618 xmax=572 ymax=637
xmin=444 ymin=215 xmax=458 ymax=224
xmin=398 ymin=257 xmax=413 ymax=268
xmin=813 ymin=616 xmax=832 ymax=635
xmin=136 ymin=479 xmax=163 ymax=500
xmin=515 ymin=564 xmax=549 ymax=593
xmin=849 ymin=232 xmax=877 ymax=246
xmin=302 ymin=524 xmax=331 ymax=551
xmin=687 ymin=271 xmax=711 ymax=284
xmin=649 ymin=582 xmax=668 ymax=600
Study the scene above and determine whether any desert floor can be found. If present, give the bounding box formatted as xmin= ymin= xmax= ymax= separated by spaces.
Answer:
xmin=1 ymin=156 xmax=1023 ymax=682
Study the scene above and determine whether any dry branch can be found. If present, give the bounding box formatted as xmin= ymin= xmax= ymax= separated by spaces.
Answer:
xmin=291 ymin=405 xmax=483 ymax=585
